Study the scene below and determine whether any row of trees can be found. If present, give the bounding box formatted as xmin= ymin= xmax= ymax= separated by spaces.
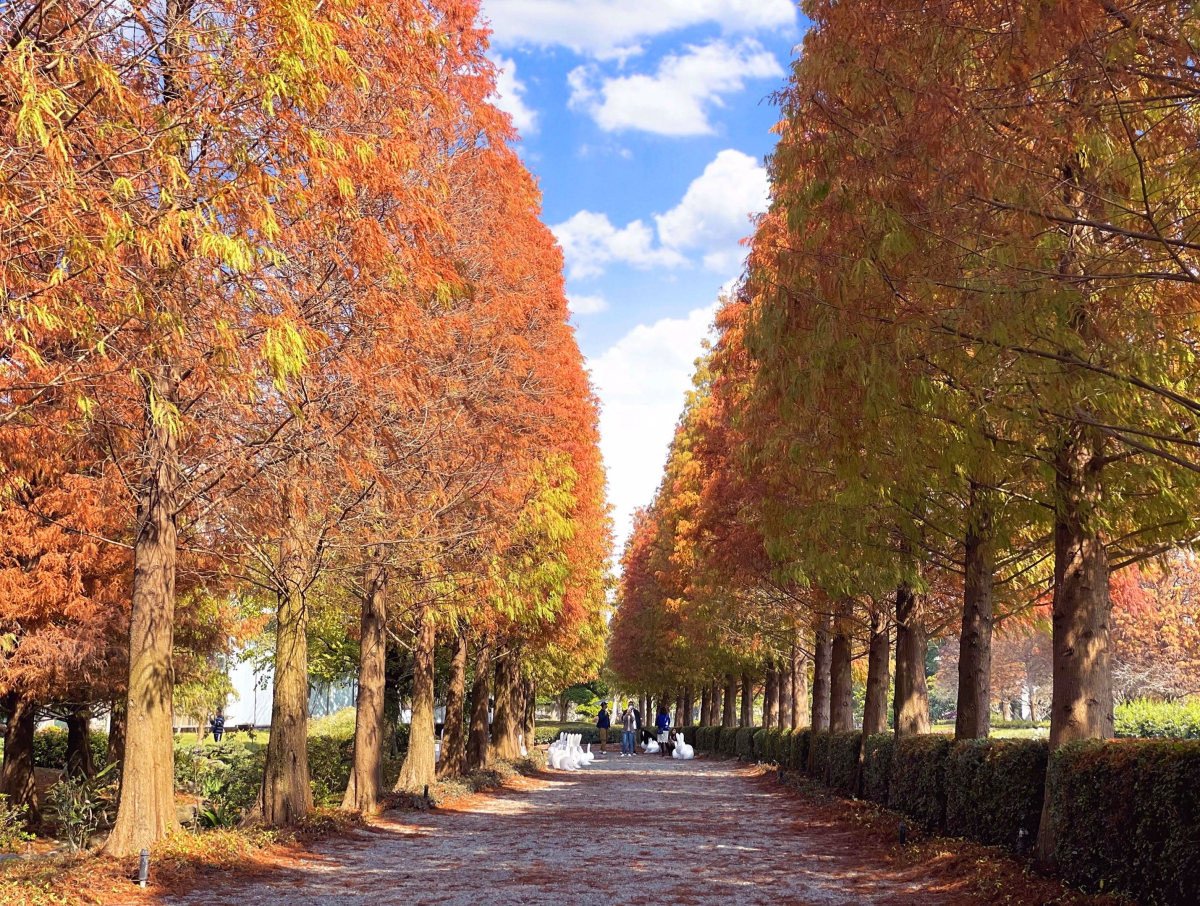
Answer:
xmin=612 ymin=0 xmax=1200 ymax=863
xmin=0 ymin=0 xmax=609 ymax=854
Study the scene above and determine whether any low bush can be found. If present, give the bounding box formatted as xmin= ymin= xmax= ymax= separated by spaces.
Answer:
xmin=1114 ymin=698 xmax=1200 ymax=740
xmin=308 ymin=733 xmax=354 ymax=806
xmin=681 ymin=725 xmax=699 ymax=746
xmin=790 ymin=729 xmax=811 ymax=771
xmin=809 ymin=731 xmax=830 ymax=776
xmin=861 ymin=734 xmax=894 ymax=804
xmin=753 ymin=728 xmax=770 ymax=761
xmin=719 ymin=726 xmax=739 ymax=757
xmin=695 ymin=726 xmax=719 ymax=752
xmin=32 ymin=727 xmax=108 ymax=771
xmin=887 ymin=734 xmax=953 ymax=830
xmin=945 ymin=738 xmax=1047 ymax=850
xmin=770 ymin=728 xmax=792 ymax=764
xmin=827 ymin=731 xmax=861 ymax=794
xmin=1047 ymin=738 xmax=1200 ymax=906
xmin=735 ymin=727 xmax=759 ymax=761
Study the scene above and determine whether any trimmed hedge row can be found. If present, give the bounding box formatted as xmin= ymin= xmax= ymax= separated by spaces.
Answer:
xmin=945 ymin=738 xmax=1047 ymax=848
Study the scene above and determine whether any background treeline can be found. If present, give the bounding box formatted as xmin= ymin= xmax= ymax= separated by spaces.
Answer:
xmin=0 ymin=0 xmax=609 ymax=855
xmin=610 ymin=1 xmax=1200 ymax=900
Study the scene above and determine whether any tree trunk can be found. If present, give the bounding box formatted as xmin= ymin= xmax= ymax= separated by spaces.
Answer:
xmin=956 ymin=486 xmax=995 ymax=740
xmin=255 ymin=487 xmax=314 ymax=826
xmin=342 ymin=560 xmax=388 ymax=812
xmin=862 ymin=607 xmax=891 ymax=737
xmin=811 ymin=613 xmax=832 ymax=732
xmin=491 ymin=647 xmax=522 ymax=761
xmin=894 ymin=582 xmax=930 ymax=736
xmin=639 ymin=694 xmax=649 ymax=728
xmin=739 ymin=673 xmax=752 ymax=727
xmin=778 ymin=657 xmax=793 ymax=729
xmin=395 ymin=605 xmax=437 ymax=791
xmin=522 ymin=678 xmax=536 ymax=755
xmin=0 ymin=694 xmax=39 ymax=824
xmin=465 ymin=635 xmax=492 ymax=772
xmin=682 ymin=686 xmax=694 ymax=726
xmin=699 ymin=685 xmax=710 ymax=727
xmin=104 ymin=369 xmax=181 ymax=855
xmin=792 ymin=641 xmax=810 ymax=728
xmin=436 ymin=624 xmax=468 ymax=779
xmin=673 ymin=693 xmax=683 ymax=728
xmin=763 ymin=661 xmax=778 ymax=729
xmin=1037 ymin=433 xmax=1114 ymax=863
xmin=1001 ymin=699 xmax=1011 ymax=722
xmin=106 ymin=699 xmax=127 ymax=767
xmin=830 ymin=600 xmax=855 ymax=732
xmin=722 ymin=673 xmax=737 ymax=728
xmin=65 ymin=707 xmax=94 ymax=779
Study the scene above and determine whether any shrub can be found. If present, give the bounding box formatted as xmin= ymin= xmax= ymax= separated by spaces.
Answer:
xmin=827 ymin=731 xmax=862 ymax=795
xmin=945 ymin=738 xmax=1047 ymax=850
xmin=735 ymin=727 xmax=759 ymax=761
xmin=681 ymin=726 xmax=699 ymax=746
xmin=45 ymin=762 xmax=117 ymax=852
xmin=861 ymin=734 xmax=894 ymax=804
xmin=809 ymin=731 xmax=830 ymax=776
xmin=308 ymin=733 xmax=354 ymax=806
xmin=790 ymin=729 xmax=811 ymax=771
xmin=695 ymin=726 xmax=718 ymax=752
xmin=888 ymin=734 xmax=953 ymax=830
xmin=771 ymin=728 xmax=792 ymax=764
xmin=0 ymin=794 xmax=33 ymax=853
xmin=753 ymin=728 xmax=770 ymax=761
xmin=719 ymin=726 xmax=739 ymax=757
xmin=32 ymin=727 xmax=108 ymax=771
xmin=1047 ymin=738 xmax=1200 ymax=906
xmin=1115 ymin=698 xmax=1200 ymax=740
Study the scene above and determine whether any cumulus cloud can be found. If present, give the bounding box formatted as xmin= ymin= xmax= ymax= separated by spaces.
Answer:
xmin=568 ymin=39 xmax=783 ymax=136
xmin=589 ymin=303 xmax=719 ymax=547
xmin=483 ymin=0 xmax=798 ymax=59
xmin=567 ymin=292 xmax=609 ymax=315
xmin=656 ymin=148 xmax=769 ymax=270
xmin=552 ymin=210 xmax=685 ymax=280
xmin=490 ymin=55 xmax=538 ymax=134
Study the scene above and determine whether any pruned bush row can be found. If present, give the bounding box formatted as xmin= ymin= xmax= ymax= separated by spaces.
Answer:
xmin=690 ymin=725 xmax=1200 ymax=905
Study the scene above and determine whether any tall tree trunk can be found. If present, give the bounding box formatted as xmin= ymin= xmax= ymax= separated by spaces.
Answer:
xmin=395 ymin=605 xmax=437 ymax=791
xmin=763 ymin=661 xmax=778 ymax=728
xmin=1001 ymin=699 xmax=1011 ymax=722
xmin=739 ymin=673 xmax=752 ymax=727
xmin=65 ymin=706 xmax=94 ymax=779
xmin=811 ymin=613 xmax=832 ymax=732
xmin=792 ymin=640 xmax=810 ymax=728
xmin=437 ymin=624 xmax=468 ymax=779
xmin=257 ymin=489 xmax=314 ymax=825
xmin=465 ymin=635 xmax=492 ymax=772
xmin=106 ymin=699 xmax=127 ymax=767
xmin=673 ymin=692 xmax=683 ymax=728
xmin=1037 ymin=432 xmax=1114 ymax=863
xmin=521 ymin=678 xmax=536 ymax=755
xmin=105 ymin=369 xmax=181 ymax=855
xmin=957 ymin=485 xmax=995 ymax=740
xmin=722 ymin=673 xmax=737 ymax=728
xmin=830 ymin=599 xmax=855 ymax=732
xmin=682 ymin=686 xmax=694 ymax=726
xmin=778 ymin=657 xmax=793 ymax=729
xmin=639 ymin=693 xmax=649 ymax=728
xmin=862 ymin=607 xmax=891 ymax=737
xmin=343 ymin=561 xmax=388 ymax=812
xmin=699 ymin=684 xmax=711 ymax=727
xmin=894 ymin=582 xmax=930 ymax=736
xmin=491 ymin=647 xmax=522 ymax=761
xmin=0 ymin=694 xmax=39 ymax=824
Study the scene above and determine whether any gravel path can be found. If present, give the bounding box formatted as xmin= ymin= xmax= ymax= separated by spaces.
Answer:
xmin=161 ymin=755 xmax=971 ymax=906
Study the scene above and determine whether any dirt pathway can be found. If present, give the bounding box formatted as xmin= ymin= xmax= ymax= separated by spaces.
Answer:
xmin=159 ymin=755 xmax=978 ymax=906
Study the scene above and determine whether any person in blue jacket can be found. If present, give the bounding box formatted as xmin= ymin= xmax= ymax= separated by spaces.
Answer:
xmin=655 ymin=705 xmax=671 ymax=757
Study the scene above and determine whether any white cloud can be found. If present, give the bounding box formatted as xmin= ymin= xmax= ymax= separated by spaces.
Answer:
xmin=490 ymin=55 xmax=538 ymax=134
xmin=656 ymin=149 xmax=769 ymax=270
xmin=483 ymin=0 xmax=797 ymax=59
xmin=552 ymin=210 xmax=685 ymax=280
xmin=568 ymin=39 xmax=783 ymax=136
xmin=567 ymin=292 xmax=609 ymax=315
xmin=589 ymin=303 xmax=719 ymax=548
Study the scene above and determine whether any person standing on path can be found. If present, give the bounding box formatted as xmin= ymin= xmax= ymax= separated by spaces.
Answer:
xmin=596 ymin=701 xmax=611 ymax=754
xmin=655 ymin=705 xmax=671 ymax=757
xmin=210 ymin=710 xmax=225 ymax=742
xmin=620 ymin=699 xmax=640 ymax=756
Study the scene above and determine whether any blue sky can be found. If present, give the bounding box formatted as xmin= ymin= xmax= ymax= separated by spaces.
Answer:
xmin=480 ymin=0 xmax=805 ymax=549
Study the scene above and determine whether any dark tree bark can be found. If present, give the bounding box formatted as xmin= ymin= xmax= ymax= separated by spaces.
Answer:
xmin=396 ymin=605 xmax=438 ymax=791
xmin=465 ymin=635 xmax=492 ymax=772
xmin=811 ymin=613 xmax=832 ymax=732
xmin=343 ymin=561 xmax=389 ymax=812
xmin=0 ymin=694 xmax=39 ymax=824
xmin=105 ymin=368 xmax=182 ymax=855
xmin=763 ymin=661 xmax=778 ymax=729
xmin=673 ymin=692 xmax=683 ymax=728
xmin=491 ymin=646 xmax=522 ymax=761
xmin=722 ymin=673 xmax=737 ymax=728
xmin=855 ymin=605 xmax=892 ymax=797
xmin=682 ymin=686 xmax=694 ymax=726
xmin=522 ymin=678 xmax=536 ymax=754
xmin=699 ymin=684 xmax=710 ymax=727
xmin=792 ymin=640 xmax=810 ymax=728
xmin=739 ymin=673 xmax=752 ymax=727
xmin=106 ymin=699 xmax=127 ymax=767
xmin=957 ymin=485 xmax=995 ymax=740
xmin=65 ymin=706 xmax=94 ymax=779
xmin=437 ymin=623 xmax=469 ymax=779
xmin=894 ymin=582 xmax=931 ymax=737
xmin=778 ymin=657 xmax=793 ymax=729
xmin=830 ymin=599 xmax=855 ymax=733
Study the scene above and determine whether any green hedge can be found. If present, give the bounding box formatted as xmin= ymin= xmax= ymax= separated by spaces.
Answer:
xmin=888 ymin=734 xmax=953 ymax=829
xmin=695 ymin=725 xmax=719 ymax=752
xmin=753 ymin=728 xmax=770 ymax=761
xmin=1047 ymin=739 xmax=1200 ymax=905
xmin=769 ymin=728 xmax=791 ymax=764
xmin=1115 ymin=698 xmax=1200 ymax=740
xmin=680 ymin=725 xmax=699 ymax=746
xmin=945 ymin=738 xmax=1047 ymax=849
xmin=861 ymin=734 xmax=894 ymax=804
xmin=719 ymin=726 xmax=738 ymax=757
xmin=790 ymin=729 xmax=811 ymax=771
xmin=809 ymin=731 xmax=830 ymax=776
xmin=827 ymin=731 xmax=862 ymax=794
xmin=735 ymin=726 xmax=759 ymax=761
xmin=32 ymin=727 xmax=108 ymax=770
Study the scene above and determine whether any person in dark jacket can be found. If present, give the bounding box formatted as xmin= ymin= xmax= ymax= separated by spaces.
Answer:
xmin=596 ymin=702 xmax=611 ymax=754
xmin=619 ymin=699 xmax=641 ymax=756
xmin=655 ymin=706 xmax=671 ymax=757
xmin=210 ymin=710 xmax=225 ymax=742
